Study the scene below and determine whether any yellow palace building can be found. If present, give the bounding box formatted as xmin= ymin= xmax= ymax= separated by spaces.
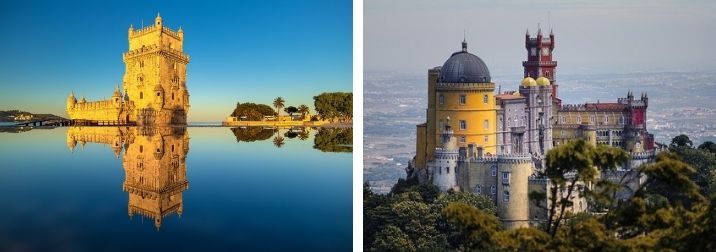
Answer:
xmin=415 ymin=40 xmax=497 ymax=170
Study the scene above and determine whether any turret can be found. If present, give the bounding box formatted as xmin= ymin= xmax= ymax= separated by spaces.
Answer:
xmin=67 ymin=91 xmax=77 ymax=108
xmin=128 ymin=24 xmax=134 ymax=36
xmin=112 ymin=85 xmax=123 ymax=106
xmin=155 ymin=12 xmax=162 ymax=27
xmin=433 ymin=117 xmax=459 ymax=192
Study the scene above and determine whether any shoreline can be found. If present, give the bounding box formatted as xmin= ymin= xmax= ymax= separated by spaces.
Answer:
xmin=0 ymin=123 xmax=353 ymax=129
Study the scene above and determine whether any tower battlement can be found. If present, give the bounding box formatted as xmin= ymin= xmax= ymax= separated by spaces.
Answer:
xmin=68 ymin=14 xmax=189 ymax=125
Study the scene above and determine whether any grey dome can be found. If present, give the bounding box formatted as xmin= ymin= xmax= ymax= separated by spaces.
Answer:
xmin=439 ymin=41 xmax=491 ymax=83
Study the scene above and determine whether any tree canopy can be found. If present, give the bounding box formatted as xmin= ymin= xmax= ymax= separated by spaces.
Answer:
xmin=313 ymin=92 xmax=352 ymax=122
xmin=313 ymin=127 xmax=352 ymax=152
xmin=230 ymin=102 xmax=276 ymax=120
xmin=365 ymin=135 xmax=716 ymax=251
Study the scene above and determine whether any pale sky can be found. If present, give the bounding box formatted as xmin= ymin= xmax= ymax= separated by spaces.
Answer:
xmin=365 ymin=0 xmax=716 ymax=75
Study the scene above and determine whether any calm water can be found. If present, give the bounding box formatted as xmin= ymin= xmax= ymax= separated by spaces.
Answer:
xmin=0 ymin=126 xmax=352 ymax=251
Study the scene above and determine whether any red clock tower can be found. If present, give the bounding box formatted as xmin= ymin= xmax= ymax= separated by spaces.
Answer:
xmin=523 ymin=28 xmax=559 ymax=104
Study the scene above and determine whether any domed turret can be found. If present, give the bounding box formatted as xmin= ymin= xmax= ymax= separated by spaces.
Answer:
xmin=521 ymin=77 xmax=536 ymax=87
xmin=536 ymin=76 xmax=551 ymax=86
xmin=67 ymin=92 xmax=77 ymax=108
xmin=439 ymin=40 xmax=491 ymax=83
xmin=155 ymin=12 xmax=162 ymax=27
xmin=80 ymin=96 xmax=87 ymax=103
xmin=113 ymin=85 xmax=122 ymax=98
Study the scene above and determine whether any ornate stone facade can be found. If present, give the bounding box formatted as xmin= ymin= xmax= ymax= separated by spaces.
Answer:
xmin=67 ymin=14 xmax=190 ymax=125
xmin=67 ymin=126 xmax=190 ymax=230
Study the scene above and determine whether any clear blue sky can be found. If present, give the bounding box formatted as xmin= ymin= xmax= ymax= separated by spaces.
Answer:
xmin=0 ymin=0 xmax=352 ymax=122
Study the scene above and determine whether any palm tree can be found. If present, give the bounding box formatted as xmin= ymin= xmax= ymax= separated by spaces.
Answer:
xmin=298 ymin=104 xmax=310 ymax=120
xmin=273 ymin=97 xmax=285 ymax=117
xmin=273 ymin=135 xmax=285 ymax=148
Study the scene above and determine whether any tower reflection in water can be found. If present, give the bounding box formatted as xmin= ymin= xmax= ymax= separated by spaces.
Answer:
xmin=66 ymin=126 xmax=189 ymax=230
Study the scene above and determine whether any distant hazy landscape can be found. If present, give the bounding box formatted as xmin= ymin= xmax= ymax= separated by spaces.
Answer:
xmin=364 ymin=70 xmax=716 ymax=193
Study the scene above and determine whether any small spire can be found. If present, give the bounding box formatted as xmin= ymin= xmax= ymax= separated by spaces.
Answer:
xmin=461 ymin=34 xmax=468 ymax=52
xmin=526 ymin=28 xmax=530 ymax=36
xmin=550 ymin=28 xmax=554 ymax=36
xmin=538 ymin=22 xmax=542 ymax=35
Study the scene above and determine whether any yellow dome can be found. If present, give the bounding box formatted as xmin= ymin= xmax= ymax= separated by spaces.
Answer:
xmin=521 ymin=77 xmax=536 ymax=87
xmin=536 ymin=76 xmax=551 ymax=86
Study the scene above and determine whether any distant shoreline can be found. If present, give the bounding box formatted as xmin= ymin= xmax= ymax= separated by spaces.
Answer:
xmin=0 ymin=123 xmax=353 ymax=128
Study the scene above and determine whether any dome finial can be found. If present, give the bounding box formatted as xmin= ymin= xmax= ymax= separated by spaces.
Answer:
xmin=461 ymin=31 xmax=468 ymax=52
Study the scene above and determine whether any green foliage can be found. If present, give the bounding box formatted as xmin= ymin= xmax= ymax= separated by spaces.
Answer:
xmin=698 ymin=141 xmax=716 ymax=154
xmin=364 ymin=180 xmax=496 ymax=251
xmin=539 ymin=140 xmax=629 ymax=236
xmin=670 ymin=134 xmax=693 ymax=149
xmin=272 ymin=135 xmax=285 ymax=148
xmin=273 ymin=97 xmax=285 ymax=115
xmin=365 ymin=135 xmax=716 ymax=251
xmin=671 ymin=146 xmax=716 ymax=195
xmin=433 ymin=191 xmax=497 ymax=216
xmin=298 ymin=104 xmax=310 ymax=118
xmin=371 ymin=225 xmax=415 ymax=252
xmin=283 ymin=106 xmax=298 ymax=115
xmin=313 ymin=92 xmax=352 ymax=122
xmin=230 ymin=102 xmax=276 ymax=120
xmin=230 ymin=127 xmax=275 ymax=142
xmin=313 ymin=128 xmax=352 ymax=152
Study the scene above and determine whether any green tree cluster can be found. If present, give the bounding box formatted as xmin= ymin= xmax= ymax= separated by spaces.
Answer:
xmin=313 ymin=92 xmax=352 ymax=122
xmin=364 ymin=176 xmax=497 ymax=251
xmin=313 ymin=128 xmax=352 ymax=152
xmin=230 ymin=102 xmax=276 ymax=120
xmin=365 ymin=137 xmax=716 ymax=251
xmin=229 ymin=127 xmax=276 ymax=142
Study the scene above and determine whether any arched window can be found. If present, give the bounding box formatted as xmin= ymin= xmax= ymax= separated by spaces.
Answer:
xmin=475 ymin=185 xmax=482 ymax=194
xmin=503 ymin=191 xmax=510 ymax=202
xmin=483 ymin=94 xmax=488 ymax=104
xmin=483 ymin=119 xmax=489 ymax=129
xmin=459 ymin=94 xmax=466 ymax=105
xmin=491 ymin=185 xmax=496 ymax=195
xmin=439 ymin=94 xmax=445 ymax=105
xmin=140 ymin=92 xmax=143 ymax=99
xmin=491 ymin=165 xmax=497 ymax=176
xmin=139 ymin=145 xmax=143 ymax=153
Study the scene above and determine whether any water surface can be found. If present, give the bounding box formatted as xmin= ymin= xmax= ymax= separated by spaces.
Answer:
xmin=0 ymin=126 xmax=352 ymax=251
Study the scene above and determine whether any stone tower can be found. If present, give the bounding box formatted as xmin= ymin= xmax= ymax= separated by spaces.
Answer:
xmin=123 ymin=13 xmax=190 ymax=125
xmin=431 ymin=118 xmax=460 ymax=192
xmin=415 ymin=40 xmax=497 ymax=175
xmin=523 ymin=27 xmax=557 ymax=103
xmin=519 ymin=77 xmax=553 ymax=157
xmin=123 ymin=127 xmax=189 ymax=230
